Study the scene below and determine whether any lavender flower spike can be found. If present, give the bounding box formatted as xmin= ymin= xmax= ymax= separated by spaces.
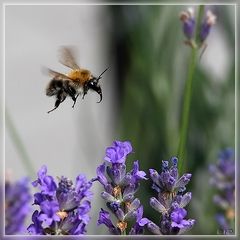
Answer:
xmin=180 ymin=8 xmax=195 ymax=40
xmin=145 ymin=157 xmax=195 ymax=235
xmin=209 ymin=148 xmax=235 ymax=235
xmin=94 ymin=140 xmax=147 ymax=235
xmin=180 ymin=7 xmax=216 ymax=48
xmin=28 ymin=165 xmax=93 ymax=235
xmin=200 ymin=9 xmax=217 ymax=42
xmin=5 ymin=177 xmax=32 ymax=234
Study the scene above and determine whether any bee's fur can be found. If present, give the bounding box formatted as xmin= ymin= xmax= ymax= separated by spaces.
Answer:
xmin=46 ymin=79 xmax=81 ymax=113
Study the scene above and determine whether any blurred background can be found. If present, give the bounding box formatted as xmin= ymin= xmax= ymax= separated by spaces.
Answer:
xmin=4 ymin=4 xmax=235 ymax=235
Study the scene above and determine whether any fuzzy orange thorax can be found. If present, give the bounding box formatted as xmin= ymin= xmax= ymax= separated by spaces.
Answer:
xmin=67 ymin=69 xmax=92 ymax=84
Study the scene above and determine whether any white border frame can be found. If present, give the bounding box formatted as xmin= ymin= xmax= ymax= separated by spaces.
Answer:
xmin=1 ymin=1 xmax=238 ymax=239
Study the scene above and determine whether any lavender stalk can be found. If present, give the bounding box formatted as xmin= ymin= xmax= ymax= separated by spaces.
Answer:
xmin=178 ymin=6 xmax=217 ymax=173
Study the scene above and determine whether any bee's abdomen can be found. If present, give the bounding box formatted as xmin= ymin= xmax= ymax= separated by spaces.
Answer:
xmin=46 ymin=79 xmax=64 ymax=96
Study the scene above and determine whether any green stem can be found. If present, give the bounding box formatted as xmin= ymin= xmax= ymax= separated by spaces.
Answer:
xmin=5 ymin=108 xmax=35 ymax=178
xmin=177 ymin=5 xmax=205 ymax=174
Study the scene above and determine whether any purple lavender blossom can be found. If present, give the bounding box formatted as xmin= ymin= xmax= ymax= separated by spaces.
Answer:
xmin=141 ymin=157 xmax=195 ymax=235
xmin=28 ymin=165 xmax=92 ymax=235
xmin=180 ymin=8 xmax=195 ymax=40
xmin=180 ymin=8 xmax=216 ymax=47
xmin=200 ymin=10 xmax=217 ymax=42
xmin=5 ymin=177 xmax=32 ymax=235
xmin=93 ymin=140 xmax=147 ymax=235
xmin=209 ymin=148 xmax=235 ymax=234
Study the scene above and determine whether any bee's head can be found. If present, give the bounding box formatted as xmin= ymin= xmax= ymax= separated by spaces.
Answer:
xmin=85 ymin=68 xmax=108 ymax=103
xmin=87 ymin=79 xmax=102 ymax=103
xmin=82 ymin=68 xmax=108 ymax=103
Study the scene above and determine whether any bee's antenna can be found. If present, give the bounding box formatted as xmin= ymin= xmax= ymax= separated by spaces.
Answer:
xmin=97 ymin=67 xmax=109 ymax=81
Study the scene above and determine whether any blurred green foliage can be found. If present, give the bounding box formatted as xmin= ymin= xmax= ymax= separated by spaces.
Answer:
xmin=110 ymin=5 xmax=235 ymax=234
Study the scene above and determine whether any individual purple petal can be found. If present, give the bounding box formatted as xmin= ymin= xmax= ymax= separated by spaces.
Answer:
xmin=128 ymin=198 xmax=141 ymax=211
xmin=179 ymin=192 xmax=192 ymax=208
xmin=104 ymin=140 xmax=133 ymax=164
xmin=75 ymin=174 xmax=93 ymax=199
xmin=150 ymin=197 xmax=167 ymax=214
xmin=97 ymin=208 xmax=119 ymax=234
xmin=38 ymin=200 xmax=60 ymax=226
xmin=96 ymin=163 xmax=108 ymax=187
xmin=33 ymin=193 xmax=45 ymax=205
xmin=27 ymin=210 xmax=43 ymax=235
xmin=135 ymin=205 xmax=143 ymax=222
xmin=101 ymin=191 xmax=116 ymax=202
xmin=149 ymin=169 xmax=160 ymax=185
xmin=32 ymin=165 xmax=57 ymax=196
xmin=107 ymin=165 xmax=122 ymax=185
xmin=170 ymin=208 xmax=192 ymax=229
xmin=147 ymin=221 xmax=162 ymax=235
xmin=77 ymin=200 xmax=91 ymax=225
xmin=132 ymin=161 xmax=147 ymax=180
xmin=178 ymin=219 xmax=196 ymax=235
xmin=129 ymin=206 xmax=146 ymax=235
xmin=104 ymin=147 xmax=126 ymax=164
xmin=139 ymin=217 xmax=151 ymax=227
xmin=123 ymin=183 xmax=135 ymax=198
xmin=113 ymin=140 xmax=133 ymax=155
xmin=123 ymin=193 xmax=135 ymax=202
xmin=115 ymin=208 xmax=125 ymax=221
xmin=175 ymin=173 xmax=192 ymax=189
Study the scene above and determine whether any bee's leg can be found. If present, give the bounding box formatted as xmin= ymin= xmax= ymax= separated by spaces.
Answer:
xmin=60 ymin=96 xmax=66 ymax=103
xmin=47 ymin=93 xmax=66 ymax=114
xmin=63 ymin=82 xmax=78 ymax=108
xmin=67 ymin=88 xmax=78 ymax=108
xmin=72 ymin=94 xmax=80 ymax=108
xmin=82 ymin=83 xmax=89 ymax=100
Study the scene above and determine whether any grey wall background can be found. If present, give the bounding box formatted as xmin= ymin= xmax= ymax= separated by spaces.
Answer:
xmin=5 ymin=5 xmax=116 ymax=234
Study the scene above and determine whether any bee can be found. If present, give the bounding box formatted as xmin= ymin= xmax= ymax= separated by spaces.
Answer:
xmin=45 ymin=47 xmax=108 ymax=113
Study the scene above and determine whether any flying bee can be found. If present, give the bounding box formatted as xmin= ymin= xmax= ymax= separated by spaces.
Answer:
xmin=45 ymin=47 xmax=108 ymax=113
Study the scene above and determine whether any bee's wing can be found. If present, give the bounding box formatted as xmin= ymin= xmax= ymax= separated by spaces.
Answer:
xmin=58 ymin=46 xmax=80 ymax=70
xmin=42 ymin=67 xmax=72 ymax=80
